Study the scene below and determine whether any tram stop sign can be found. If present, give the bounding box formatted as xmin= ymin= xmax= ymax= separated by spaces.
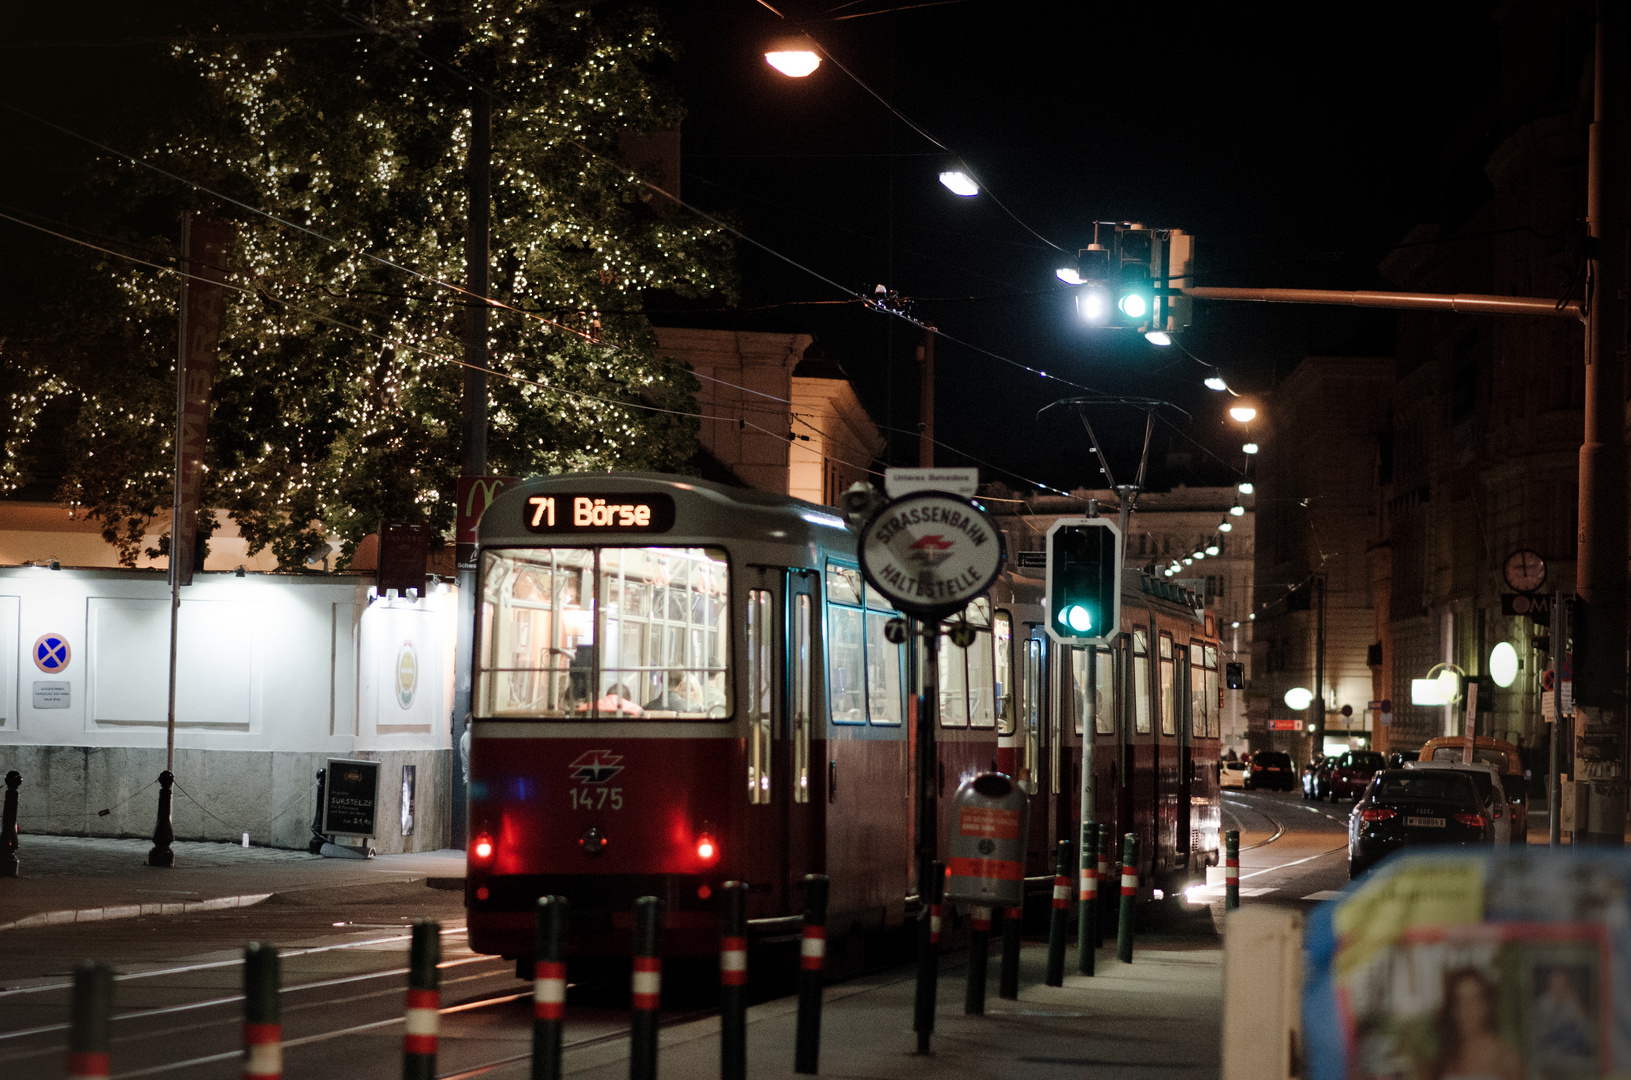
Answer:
xmin=858 ymin=491 xmax=1004 ymax=621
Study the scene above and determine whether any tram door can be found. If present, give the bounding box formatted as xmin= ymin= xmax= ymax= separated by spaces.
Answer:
xmin=1174 ymin=644 xmax=1192 ymax=870
xmin=783 ymin=570 xmax=821 ymax=902
xmin=1022 ymin=628 xmax=1050 ymax=875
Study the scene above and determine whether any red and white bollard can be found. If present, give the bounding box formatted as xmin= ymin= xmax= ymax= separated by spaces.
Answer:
xmin=243 ymin=944 xmax=281 ymax=1080
xmin=1117 ymin=833 xmax=1139 ymax=963
xmin=66 ymin=962 xmax=113 ymax=1080
xmin=630 ymin=896 xmax=662 ymax=1080
xmin=403 ymin=921 xmax=440 ymax=1079
xmin=1045 ymin=839 xmax=1070 ymax=985
xmin=1225 ymin=829 xmax=1241 ymax=911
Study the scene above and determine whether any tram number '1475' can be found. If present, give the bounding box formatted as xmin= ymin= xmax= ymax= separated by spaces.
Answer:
xmin=571 ymin=787 xmax=623 ymax=811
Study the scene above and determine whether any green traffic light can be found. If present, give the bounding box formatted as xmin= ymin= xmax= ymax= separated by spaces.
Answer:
xmin=1061 ymin=605 xmax=1093 ymax=633
xmin=1118 ymin=292 xmax=1148 ymax=319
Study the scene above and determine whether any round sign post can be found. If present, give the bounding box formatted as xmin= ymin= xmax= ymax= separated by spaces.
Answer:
xmin=856 ymin=490 xmax=1003 ymax=1056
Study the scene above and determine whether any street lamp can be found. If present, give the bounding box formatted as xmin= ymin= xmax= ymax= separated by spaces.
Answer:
xmin=1228 ymin=406 xmax=1257 ymax=423
xmin=1204 ymin=376 xmax=1228 ymax=391
xmin=938 ymin=168 xmax=979 ymax=197
xmin=1284 ymin=687 xmax=1314 ymax=710
xmin=764 ymin=38 xmax=821 ymax=77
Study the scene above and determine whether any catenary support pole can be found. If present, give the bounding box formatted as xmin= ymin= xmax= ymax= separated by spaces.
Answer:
xmin=1574 ymin=0 xmax=1630 ymax=847
xmin=1078 ymin=642 xmax=1096 ymax=975
xmin=965 ymin=905 xmax=992 ymax=1014
xmin=243 ymin=943 xmax=281 ymax=1080
xmin=794 ymin=874 xmax=829 ymax=1074
xmin=1551 ymin=593 xmax=1567 ymax=847
xmin=998 ymin=904 xmax=1022 ymax=999
xmin=2 ymin=770 xmax=19 ymax=877
xmin=65 ymin=962 xmax=113 ymax=1080
xmin=630 ymin=897 xmax=662 ymax=1080
xmin=1117 ymin=833 xmax=1139 ymax=963
xmin=1225 ymin=830 xmax=1240 ymax=911
xmin=532 ymin=896 xmax=567 ymax=1080
xmin=719 ymin=882 xmax=748 ymax=1080
xmin=1045 ymin=839 xmax=1071 ymax=986
xmin=403 ymin=921 xmax=441 ymax=1080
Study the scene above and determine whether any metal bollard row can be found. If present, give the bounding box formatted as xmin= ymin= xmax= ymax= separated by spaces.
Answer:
xmin=794 ymin=874 xmax=829 ymax=1075
xmin=1117 ymin=833 xmax=1139 ymax=963
xmin=533 ymin=897 xmax=567 ymax=1080
xmin=1225 ymin=829 xmax=1241 ymax=911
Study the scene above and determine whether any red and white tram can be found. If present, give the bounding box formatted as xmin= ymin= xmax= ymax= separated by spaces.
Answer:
xmin=464 ymin=474 xmax=1220 ymax=965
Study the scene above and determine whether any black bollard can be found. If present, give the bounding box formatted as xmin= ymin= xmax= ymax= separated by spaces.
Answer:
xmin=1117 ymin=833 xmax=1139 ymax=964
xmin=2 ymin=770 xmax=19 ymax=878
xmin=912 ymin=860 xmax=944 ymax=1054
xmin=794 ymin=874 xmax=829 ymax=1074
xmin=964 ymin=905 xmax=992 ymax=1014
xmin=1094 ymin=825 xmax=1111 ymax=947
xmin=1225 ymin=829 xmax=1241 ymax=911
xmin=532 ymin=896 xmax=567 ymax=1080
xmin=719 ymin=882 xmax=747 ymax=1080
xmin=308 ymin=768 xmax=328 ymax=855
xmin=146 ymin=769 xmax=174 ymax=868
xmin=403 ymin=920 xmax=441 ymax=1079
xmin=1044 ymin=839 xmax=1071 ymax=986
xmin=1077 ymin=822 xmax=1097 ymax=976
xmin=630 ymin=896 xmax=662 ymax=1080
xmin=244 ymin=943 xmax=282 ymax=1079
xmin=998 ymin=904 xmax=1022 ymax=999
xmin=65 ymin=961 xmax=113 ymax=1080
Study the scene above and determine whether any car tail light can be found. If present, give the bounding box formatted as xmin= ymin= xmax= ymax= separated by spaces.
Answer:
xmin=695 ymin=833 xmax=718 ymax=863
xmin=1360 ymin=808 xmax=1397 ymax=822
xmin=472 ymin=834 xmax=494 ymax=861
xmin=1453 ymin=812 xmax=1487 ymax=828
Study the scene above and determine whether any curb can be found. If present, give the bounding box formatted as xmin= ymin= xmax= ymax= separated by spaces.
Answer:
xmin=0 ymin=892 xmax=273 ymax=933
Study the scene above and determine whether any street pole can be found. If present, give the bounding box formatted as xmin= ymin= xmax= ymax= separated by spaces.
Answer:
xmin=912 ymin=619 xmax=940 ymax=1053
xmin=451 ymin=77 xmax=492 ymax=851
xmin=917 ymin=326 xmax=935 ymax=468
xmin=1551 ymin=592 xmax=1567 ymax=847
xmin=1573 ymin=0 xmax=1629 ymax=847
xmin=1310 ymin=576 xmax=1326 ymax=754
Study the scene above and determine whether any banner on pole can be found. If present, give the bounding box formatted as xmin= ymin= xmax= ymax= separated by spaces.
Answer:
xmin=172 ymin=216 xmax=232 ymax=587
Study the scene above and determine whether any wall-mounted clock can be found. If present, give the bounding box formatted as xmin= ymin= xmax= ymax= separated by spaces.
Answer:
xmin=1503 ymin=549 xmax=1547 ymax=593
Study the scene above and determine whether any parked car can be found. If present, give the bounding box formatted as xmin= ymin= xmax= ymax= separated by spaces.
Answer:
xmin=1386 ymin=749 xmax=1419 ymax=769
xmin=1416 ymin=736 xmax=1529 ymax=843
xmin=1220 ymin=759 xmax=1249 ymax=789
xmin=1348 ymin=768 xmax=1490 ymax=877
xmin=1246 ymin=750 xmax=1295 ymax=791
xmin=1327 ymin=750 xmax=1387 ymax=802
xmin=1405 ymin=760 xmax=1512 ymax=845
xmin=1303 ymin=756 xmax=1339 ymax=801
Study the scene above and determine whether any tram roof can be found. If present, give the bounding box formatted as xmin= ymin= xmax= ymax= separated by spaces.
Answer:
xmin=477 ymin=472 xmax=855 ymax=567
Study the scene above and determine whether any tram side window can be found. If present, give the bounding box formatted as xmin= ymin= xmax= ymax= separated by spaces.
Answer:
xmin=939 ymin=643 xmax=968 ymax=727
xmin=1132 ymin=629 xmax=1152 ymax=735
xmin=1024 ymin=638 xmax=1042 ymax=787
xmin=939 ymin=597 xmax=993 ymax=727
xmin=794 ymin=594 xmax=812 ymax=802
xmin=475 ymin=546 xmax=729 ymax=720
xmin=824 ymin=561 xmax=904 ymax=726
xmin=1190 ymin=642 xmax=1208 ymax=738
xmin=994 ymin=612 xmax=1014 ymax=737
xmin=1158 ymin=632 xmax=1176 ymax=736
xmin=1095 ymin=647 xmax=1116 ymax=735
xmin=1205 ymin=645 xmax=1221 ymax=738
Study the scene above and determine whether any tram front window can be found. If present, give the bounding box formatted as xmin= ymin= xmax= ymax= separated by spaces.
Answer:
xmin=476 ymin=546 xmax=730 ymax=719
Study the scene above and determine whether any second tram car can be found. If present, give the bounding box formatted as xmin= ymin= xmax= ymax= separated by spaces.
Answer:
xmin=464 ymin=474 xmax=1220 ymax=965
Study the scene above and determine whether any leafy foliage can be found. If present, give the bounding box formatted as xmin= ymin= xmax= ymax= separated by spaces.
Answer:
xmin=0 ymin=1 xmax=734 ymax=567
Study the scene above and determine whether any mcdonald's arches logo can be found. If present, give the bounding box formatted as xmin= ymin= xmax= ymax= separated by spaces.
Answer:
xmin=456 ymin=476 xmax=518 ymax=545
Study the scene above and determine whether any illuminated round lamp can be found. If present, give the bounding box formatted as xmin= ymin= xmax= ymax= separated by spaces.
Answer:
xmin=1182 ymin=557 xmax=1193 ymax=566
xmin=1242 ymin=442 xmax=1260 ymax=454
xmin=1284 ymin=686 xmax=1315 ymax=711
xmin=1247 ymin=612 xmax=1256 ymax=620
xmin=1218 ymin=521 xmax=1233 ymax=533
xmin=1206 ymin=544 xmax=1220 ymax=556
xmin=1192 ymin=550 xmax=1205 ymax=560
xmin=1145 ymin=330 xmax=1173 ymax=346
xmin=764 ymin=38 xmax=821 ymax=77
xmin=1238 ymin=481 xmax=1254 ymax=495
xmin=1229 ymin=504 xmax=1245 ymax=517
xmin=1490 ymin=642 xmax=1520 ymax=688
xmin=938 ymin=169 xmax=980 ymax=197
xmin=1229 ymin=406 xmax=1257 ymax=423
xmin=1204 ymin=376 xmax=1228 ymax=391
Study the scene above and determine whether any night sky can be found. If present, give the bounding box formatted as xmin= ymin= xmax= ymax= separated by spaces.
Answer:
xmin=649 ymin=0 xmax=1498 ymax=492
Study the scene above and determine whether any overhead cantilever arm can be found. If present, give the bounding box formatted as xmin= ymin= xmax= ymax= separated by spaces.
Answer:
xmin=1182 ymin=285 xmax=1583 ymax=321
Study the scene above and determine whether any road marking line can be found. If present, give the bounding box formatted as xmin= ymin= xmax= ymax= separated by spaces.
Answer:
xmin=1239 ymin=844 xmax=1348 ymax=882
xmin=1301 ymin=890 xmax=1342 ymax=902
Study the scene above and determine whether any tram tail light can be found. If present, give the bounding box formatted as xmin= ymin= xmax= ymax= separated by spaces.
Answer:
xmin=473 ymin=834 xmax=495 ymax=861
xmin=695 ymin=833 xmax=718 ymax=863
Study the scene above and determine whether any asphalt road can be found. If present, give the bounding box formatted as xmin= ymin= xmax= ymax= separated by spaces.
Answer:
xmin=0 ymin=794 xmax=1349 ymax=1078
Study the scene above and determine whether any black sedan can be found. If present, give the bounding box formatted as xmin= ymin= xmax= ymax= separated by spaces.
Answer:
xmin=1348 ymin=768 xmax=1489 ymax=878
xmin=1246 ymin=750 xmax=1296 ymax=791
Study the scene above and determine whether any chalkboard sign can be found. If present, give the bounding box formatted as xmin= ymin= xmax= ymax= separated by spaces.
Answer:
xmin=322 ymin=758 xmax=380 ymax=838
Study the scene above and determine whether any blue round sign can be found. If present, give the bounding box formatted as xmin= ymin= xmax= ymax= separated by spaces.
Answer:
xmin=33 ymin=633 xmax=70 ymax=674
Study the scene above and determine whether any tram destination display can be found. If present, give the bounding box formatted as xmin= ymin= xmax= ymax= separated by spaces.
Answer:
xmin=858 ymin=491 xmax=1004 ymax=619
xmin=522 ymin=492 xmax=676 ymax=534
xmin=322 ymin=758 xmax=381 ymax=838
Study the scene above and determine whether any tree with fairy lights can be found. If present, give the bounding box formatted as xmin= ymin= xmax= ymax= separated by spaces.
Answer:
xmin=0 ymin=2 xmax=734 ymax=568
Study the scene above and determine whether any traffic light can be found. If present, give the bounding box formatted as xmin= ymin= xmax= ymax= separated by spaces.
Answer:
xmin=1113 ymin=226 xmax=1154 ymax=327
xmin=1044 ymin=517 xmax=1122 ymax=645
xmin=1068 ymin=244 xmax=1113 ymax=326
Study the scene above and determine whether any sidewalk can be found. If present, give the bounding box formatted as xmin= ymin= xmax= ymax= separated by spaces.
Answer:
xmin=562 ymin=936 xmax=1222 ymax=1079
xmin=0 ymin=835 xmax=465 ymax=930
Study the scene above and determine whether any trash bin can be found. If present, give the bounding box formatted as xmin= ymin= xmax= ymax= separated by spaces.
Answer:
xmin=945 ymin=772 xmax=1029 ymax=908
